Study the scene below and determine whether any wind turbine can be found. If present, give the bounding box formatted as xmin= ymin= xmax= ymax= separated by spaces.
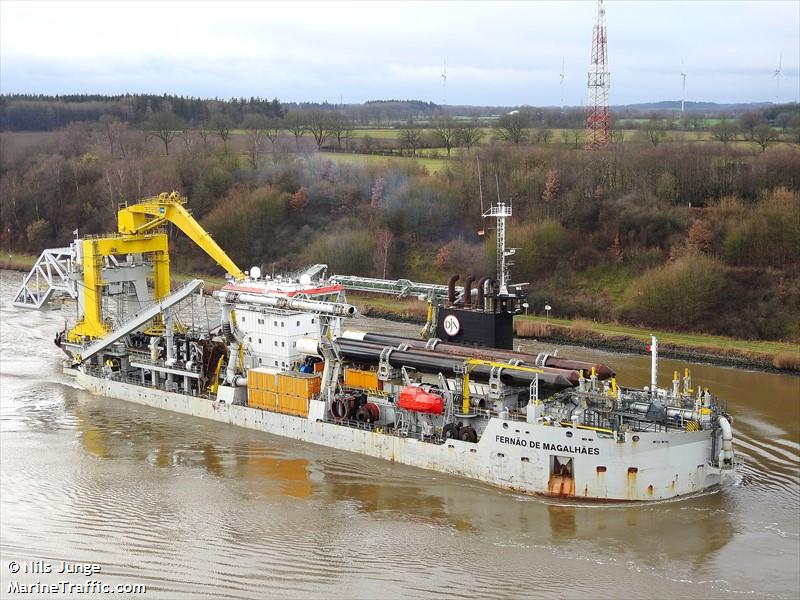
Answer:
xmin=559 ymin=56 xmax=566 ymax=113
xmin=773 ymin=54 xmax=783 ymax=104
xmin=441 ymin=58 xmax=447 ymax=106
xmin=680 ymin=60 xmax=687 ymax=114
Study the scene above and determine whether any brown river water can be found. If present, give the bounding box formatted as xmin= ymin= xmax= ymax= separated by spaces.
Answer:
xmin=1 ymin=270 xmax=798 ymax=599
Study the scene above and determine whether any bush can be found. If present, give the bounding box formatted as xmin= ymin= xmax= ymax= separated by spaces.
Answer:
xmin=509 ymin=220 xmax=569 ymax=280
xmin=621 ymin=254 xmax=727 ymax=329
xmin=303 ymin=229 xmax=374 ymax=275
xmin=722 ymin=188 xmax=800 ymax=267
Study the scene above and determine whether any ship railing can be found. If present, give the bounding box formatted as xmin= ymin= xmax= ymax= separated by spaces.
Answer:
xmin=82 ymin=364 xmax=209 ymax=398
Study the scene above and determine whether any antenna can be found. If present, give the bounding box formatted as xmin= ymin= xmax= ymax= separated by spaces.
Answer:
xmin=773 ymin=54 xmax=783 ymax=104
xmin=585 ymin=0 xmax=611 ymax=150
xmin=560 ymin=56 xmax=566 ymax=113
xmin=441 ymin=58 xmax=447 ymax=106
xmin=680 ymin=59 xmax=687 ymax=114
xmin=481 ymin=174 xmax=514 ymax=293
xmin=477 ymin=157 xmax=484 ymax=215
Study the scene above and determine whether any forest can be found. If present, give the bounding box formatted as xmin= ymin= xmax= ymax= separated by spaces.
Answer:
xmin=1 ymin=96 xmax=798 ymax=343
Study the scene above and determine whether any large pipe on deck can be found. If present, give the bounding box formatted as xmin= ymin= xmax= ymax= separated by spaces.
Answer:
xmin=214 ymin=291 xmax=359 ymax=317
xmin=343 ymin=331 xmax=614 ymax=380
xmin=317 ymin=338 xmax=575 ymax=391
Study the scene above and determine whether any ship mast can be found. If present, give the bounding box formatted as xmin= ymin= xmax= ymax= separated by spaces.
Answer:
xmin=483 ymin=196 xmax=514 ymax=294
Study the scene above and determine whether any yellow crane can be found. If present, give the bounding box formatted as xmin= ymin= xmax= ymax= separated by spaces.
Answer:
xmin=68 ymin=192 xmax=245 ymax=343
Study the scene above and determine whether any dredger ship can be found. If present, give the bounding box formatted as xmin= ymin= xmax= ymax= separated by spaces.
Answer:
xmin=13 ymin=192 xmax=737 ymax=501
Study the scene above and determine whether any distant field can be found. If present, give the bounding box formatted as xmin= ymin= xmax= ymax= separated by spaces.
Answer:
xmin=317 ymin=152 xmax=450 ymax=174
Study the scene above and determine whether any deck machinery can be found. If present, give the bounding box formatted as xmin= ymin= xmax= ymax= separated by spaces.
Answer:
xmin=13 ymin=193 xmax=737 ymax=501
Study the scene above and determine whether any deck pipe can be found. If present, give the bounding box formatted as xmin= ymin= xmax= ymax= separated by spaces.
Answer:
xmin=342 ymin=331 xmax=615 ymax=380
xmin=329 ymin=338 xmax=576 ymax=391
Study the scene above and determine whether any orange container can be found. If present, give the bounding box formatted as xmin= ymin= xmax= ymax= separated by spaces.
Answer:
xmin=278 ymin=373 xmax=320 ymax=399
xmin=344 ymin=368 xmax=382 ymax=391
xmin=275 ymin=394 xmax=310 ymax=417
xmin=248 ymin=367 xmax=279 ymax=392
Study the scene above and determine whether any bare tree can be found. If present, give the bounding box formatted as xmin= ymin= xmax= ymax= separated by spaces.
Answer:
xmin=306 ymin=110 xmax=333 ymax=150
xmin=432 ymin=115 xmax=458 ymax=157
xmin=752 ymin=123 xmax=778 ymax=152
xmin=242 ymin=113 xmax=269 ymax=168
xmin=534 ymin=128 xmax=552 ymax=144
xmin=710 ymin=118 xmax=736 ymax=145
xmin=738 ymin=111 xmax=764 ymax=141
xmin=497 ymin=111 xmax=529 ymax=144
xmin=146 ymin=110 xmax=183 ymax=156
xmin=209 ymin=113 xmax=233 ymax=148
xmin=399 ymin=127 xmax=423 ymax=155
xmin=262 ymin=117 xmax=283 ymax=161
xmin=456 ymin=121 xmax=484 ymax=150
xmin=328 ymin=113 xmax=353 ymax=150
xmin=98 ymin=114 xmax=121 ymax=157
xmin=284 ymin=111 xmax=308 ymax=150
xmin=642 ymin=119 xmax=666 ymax=147
xmin=197 ymin=121 xmax=212 ymax=146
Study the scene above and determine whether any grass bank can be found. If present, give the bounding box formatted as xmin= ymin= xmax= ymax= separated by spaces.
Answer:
xmin=348 ymin=292 xmax=800 ymax=373
xmin=4 ymin=256 xmax=796 ymax=372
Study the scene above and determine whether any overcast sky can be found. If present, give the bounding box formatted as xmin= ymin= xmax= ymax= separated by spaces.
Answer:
xmin=1 ymin=0 xmax=798 ymax=106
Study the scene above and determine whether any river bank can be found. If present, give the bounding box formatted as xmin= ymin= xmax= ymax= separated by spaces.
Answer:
xmin=3 ymin=254 xmax=797 ymax=373
xmin=352 ymin=295 xmax=800 ymax=374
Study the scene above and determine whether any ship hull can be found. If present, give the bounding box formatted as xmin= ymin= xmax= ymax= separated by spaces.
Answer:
xmin=76 ymin=370 xmax=730 ymax=502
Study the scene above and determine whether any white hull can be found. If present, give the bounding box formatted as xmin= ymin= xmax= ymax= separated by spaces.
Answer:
xmin=76 ymin=371 xmax=730 ymax=501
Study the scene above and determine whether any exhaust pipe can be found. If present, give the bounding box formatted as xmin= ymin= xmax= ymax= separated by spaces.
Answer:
xmin=476 ymin=277 xmax=488 ymax=310
xmin=463 ymin=275 xmax=475 ymax=307
xmin=447 ymin=275 xmax=459 ymax=303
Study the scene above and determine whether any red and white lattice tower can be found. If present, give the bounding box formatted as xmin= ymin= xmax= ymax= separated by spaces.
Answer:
xmin=585 ymin=0 xmax=611 ymax=150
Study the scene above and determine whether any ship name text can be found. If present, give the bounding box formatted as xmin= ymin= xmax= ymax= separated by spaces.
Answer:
xmin=495 ymin=435 xmax=600 ymax=455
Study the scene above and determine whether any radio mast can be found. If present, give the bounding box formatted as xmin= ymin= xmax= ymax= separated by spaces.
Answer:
xmin=585 ymin=0 xmax=611 ymax=150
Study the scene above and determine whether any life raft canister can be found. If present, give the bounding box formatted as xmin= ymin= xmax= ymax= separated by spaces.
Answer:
xmin=397 ymin=386 xmax=444 ymax=415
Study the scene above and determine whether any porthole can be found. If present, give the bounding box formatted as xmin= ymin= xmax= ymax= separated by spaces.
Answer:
xmin=502 ymin=422 xmax=509 ymax=429
xmin=566 ymin=431 xmax=573 ymax=438
xmin=633 ymin=435 xmax=640 ymax=442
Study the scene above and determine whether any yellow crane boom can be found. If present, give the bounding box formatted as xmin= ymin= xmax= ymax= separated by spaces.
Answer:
xmin=118 ymin=192 xmax=246 ymax=281
xmin=68 ymin=191 xmax=245 ymax=343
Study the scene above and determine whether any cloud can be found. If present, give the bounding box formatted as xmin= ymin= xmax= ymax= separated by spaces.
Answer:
xmin=1 ymin=0 xmax=798 ymax=104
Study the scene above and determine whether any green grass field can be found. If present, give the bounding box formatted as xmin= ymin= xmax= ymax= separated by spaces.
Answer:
xmin=317 ymin=152 xmax=450 ymax=174
xmin=515 ymin=314 xmax=800 ymax=358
